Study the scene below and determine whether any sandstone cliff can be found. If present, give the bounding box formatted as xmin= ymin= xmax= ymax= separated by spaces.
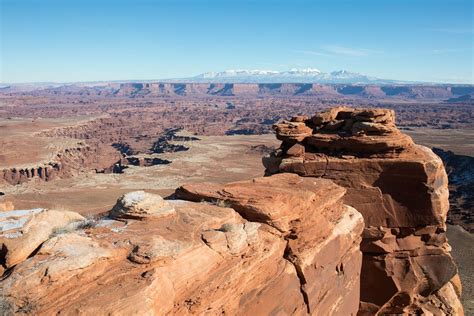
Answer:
xmin=21 ymin=82 xmax=474 ymax=100
xmin=1 ymin=143 xmax=120 ymax=185
xmin=112 ymin=83 xmax=473 ymax=100
xmin=264 ymin=107 xmax=463 ymax=314
xmin=0 ymin=174 xmax=364 ymax=315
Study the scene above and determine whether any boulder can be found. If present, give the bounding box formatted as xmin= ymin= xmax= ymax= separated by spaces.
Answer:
xmin=110 ymin=190 xmax=175 ymax=220
xmin=272 ymin=121 xmax=313 ymax=142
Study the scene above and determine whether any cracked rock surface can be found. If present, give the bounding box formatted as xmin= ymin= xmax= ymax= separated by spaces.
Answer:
xmin=1 ymin=174 xmax=364 ymax=315
xmin=265 ymin=107 xmax=463 ymax=315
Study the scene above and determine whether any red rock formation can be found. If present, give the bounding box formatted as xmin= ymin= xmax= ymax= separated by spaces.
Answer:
xmin=7 ymin=81 xmax=470 ymax=99
xmin=1 ymin=143 xmax=120 ymax=185
xmin=264 ymin=107 xmax=463 ymax=314
xmin=0 ymin=174 xmax=364 ymax=315
xmin=176 ymin=173 xmax=365 ymax=314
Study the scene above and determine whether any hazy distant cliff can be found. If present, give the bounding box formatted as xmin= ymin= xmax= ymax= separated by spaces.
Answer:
xmin=31 ymin=82 xmax=473 ymax=100
xmin=3 ymin=80 xmax=473 ymax=100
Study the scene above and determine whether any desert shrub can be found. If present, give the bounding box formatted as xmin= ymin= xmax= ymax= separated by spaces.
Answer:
xmin=75 ymin=215 xmax=100 ymax=230
xmin=215 ymin=199 xmax=232 ymax=208
xmin=49 ymin=225 xmax=75 ymax=238
xmin=49 ymin=214 xmax=101 ymax=238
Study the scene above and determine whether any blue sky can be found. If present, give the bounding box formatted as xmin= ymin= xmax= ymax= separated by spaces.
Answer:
xmin=1 ymin=0 xmax=473 ymax=83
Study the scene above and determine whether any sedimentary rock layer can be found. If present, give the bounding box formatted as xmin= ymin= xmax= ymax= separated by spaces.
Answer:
xmin=264 ymin=107 xmax=463 ymax=314
xmin=1 ymin=143 xmax=120 ymax=185
xmin=0 ymin=174 xmax=364 ymax=315
xmin=16 ymin=82 xmax=473 ymax=100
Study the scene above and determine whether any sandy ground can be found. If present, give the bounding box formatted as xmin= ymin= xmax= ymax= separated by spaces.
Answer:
xmin=406 ymin=128 xmax=474 ymax=156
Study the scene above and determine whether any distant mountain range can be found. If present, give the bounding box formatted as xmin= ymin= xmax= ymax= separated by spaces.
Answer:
xmin=181 ymin=68 xmax=407 ymax=84
xmin=1 ymin=69 xmax=472 ymax=88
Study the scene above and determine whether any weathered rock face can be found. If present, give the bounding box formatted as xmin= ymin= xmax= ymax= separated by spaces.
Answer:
xmin=0 ymin=175 xmax=364 ymax=315
xmin=176 ymin=173 xmax=365 ymax=315
xmin=264 ymin=107 xmax=463 ymax=314
xmin=0 ymin=208 xmax=85 ymax=269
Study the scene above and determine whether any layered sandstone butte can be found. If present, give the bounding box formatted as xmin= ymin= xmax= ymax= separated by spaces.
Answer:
xmin=264 ymin=107 xmax=464 ymax=314
xmin=0 ymin=174 xmax=364 ymax=315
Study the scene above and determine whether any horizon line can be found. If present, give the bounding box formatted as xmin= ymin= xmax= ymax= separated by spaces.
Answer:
xmin=2 ymin=78 xmax=474 ymax=86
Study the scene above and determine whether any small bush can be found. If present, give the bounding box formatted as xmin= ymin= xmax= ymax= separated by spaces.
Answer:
xmin=215 ymin=199 xmax=231 ymax=208
xmin=49 ymin=225 xmax=75 ymax=238
xmin=49 ymin=215 xmax=101 ymax=238
xmin=75 ymin=215 xmax=99 ymax=230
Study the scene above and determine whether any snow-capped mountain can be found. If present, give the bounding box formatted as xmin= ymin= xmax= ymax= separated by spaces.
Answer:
xmin=196 ymin=69 xmax=281 ymax=78
xmin=186 ymin=68 xmax=398 ymax=84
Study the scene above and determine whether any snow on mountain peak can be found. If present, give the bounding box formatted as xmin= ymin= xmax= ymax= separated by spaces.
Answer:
xmin=192 ymin=68 xmax=390 ymax=83
xmin=287 ymin=68 xmax=321 ymax=74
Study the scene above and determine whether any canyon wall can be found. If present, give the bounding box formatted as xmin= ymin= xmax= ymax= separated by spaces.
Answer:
xmin=114 ymin=83 xmax=474 ymax=99
xmin=264 ymin=107 xmax=463 ymax=314
xmin=1 ymin=143 xmax=120 ymax=185
xmin=7 ymin=82 xmax=474 ymax=100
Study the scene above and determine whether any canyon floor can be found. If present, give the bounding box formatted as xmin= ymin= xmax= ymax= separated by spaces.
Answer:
xmin=3 ymin=131 xmax=279 ymax=214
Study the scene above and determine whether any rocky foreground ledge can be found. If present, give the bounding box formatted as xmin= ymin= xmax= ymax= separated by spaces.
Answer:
xmin=1 ymin=174 xmax=363 ymax=315
xmin=265 ymin=107 xmax=463 ymax=315
xmin=0 ymin=107 xmax=463 ymax=315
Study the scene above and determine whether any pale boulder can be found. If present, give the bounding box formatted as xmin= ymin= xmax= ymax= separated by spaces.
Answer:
xmin=110 ymin=190 xmax=175 ymax=220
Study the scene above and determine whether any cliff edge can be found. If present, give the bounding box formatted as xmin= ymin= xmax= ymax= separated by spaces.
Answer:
xmin=264 ymin=107 xmax=463 ymax=314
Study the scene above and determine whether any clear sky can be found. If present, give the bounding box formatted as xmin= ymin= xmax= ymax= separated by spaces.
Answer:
xmin=1 ymin=0 xmax=473 ymax=83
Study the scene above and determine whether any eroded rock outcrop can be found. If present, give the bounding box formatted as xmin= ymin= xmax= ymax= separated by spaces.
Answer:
xmin=1 ymin=143 xmax=120 ymax=185
xmin=0 ymin=174 xmax=364 ymax=315
xmin=264 ymin=107 xmax=463 ymax=314
xmin=0 ymin=208 xmax=84 ymax=269
xmin=176 ymin=173 xmax=365 ymax=314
